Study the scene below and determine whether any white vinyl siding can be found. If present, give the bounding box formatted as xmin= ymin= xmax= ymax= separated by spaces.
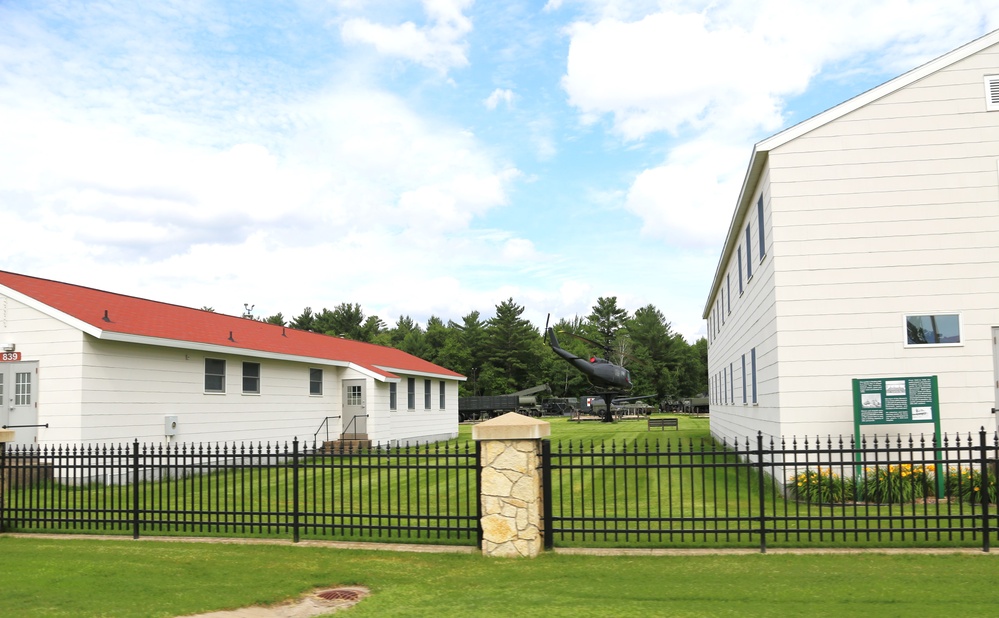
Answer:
xmin=709 ymin=39 xmax=999 ymax=442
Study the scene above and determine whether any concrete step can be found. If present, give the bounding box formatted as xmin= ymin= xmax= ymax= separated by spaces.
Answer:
xmin=320 ymin=439 xmax=372 ymax=454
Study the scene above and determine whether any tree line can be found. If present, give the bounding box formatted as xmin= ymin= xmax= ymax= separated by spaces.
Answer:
xmin=257 ymin=297 xmax=708 ymax=406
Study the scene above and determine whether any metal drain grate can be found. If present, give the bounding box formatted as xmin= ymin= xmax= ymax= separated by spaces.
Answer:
xmin=317 ymin=588 xmax=363 ymax=602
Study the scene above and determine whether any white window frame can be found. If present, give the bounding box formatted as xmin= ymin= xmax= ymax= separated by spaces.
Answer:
xmin=424 ymin=378 xmax=432 ymax=409
xmin=407 ymin=377 xmax=416 ymax=409
xmin=242 ymin=361 xmax=261 ymax=394
xmin=389 ymin=382 xmax=398 ymax=410
xmin=903 ymin=313 xmax=963 ymax=347
xmin=205 ymin=358 xmax=226 ymax=393
xmin=439 ymin=381 xmax=445 ymax=410
xmin=309 ymin=368 xmax=323 ymax=396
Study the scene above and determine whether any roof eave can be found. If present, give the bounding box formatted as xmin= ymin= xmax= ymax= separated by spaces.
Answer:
xmin=0 ymin=283 xmax=105 ymax=338
xmin=375 ymin=365 xmax=467 ymax=381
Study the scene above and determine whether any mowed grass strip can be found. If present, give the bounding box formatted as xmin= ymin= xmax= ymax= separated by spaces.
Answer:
xmin=1 ymin=536 xmax=998 ymax=617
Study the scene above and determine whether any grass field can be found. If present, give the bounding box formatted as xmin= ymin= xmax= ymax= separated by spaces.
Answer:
xmin=2 ymin=535 xmax=998 ymax=617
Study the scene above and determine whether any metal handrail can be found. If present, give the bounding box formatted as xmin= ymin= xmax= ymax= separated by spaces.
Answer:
xmin=312 ymin=416 xmax=340 ymax=445
xmin=341 ymin=414 xmax=369 ymax=439
xmin=2 ymin=423 xmax=49 ymax=429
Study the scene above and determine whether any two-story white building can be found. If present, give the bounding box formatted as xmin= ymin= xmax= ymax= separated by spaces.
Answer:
xmin=704 ymin=29 xmax=999 ymax=443
xmin=0 ymin=270 xmax=463 ymax=447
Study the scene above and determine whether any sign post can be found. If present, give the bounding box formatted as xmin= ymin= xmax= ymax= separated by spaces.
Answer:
xmin=852 ymin=376 xmax=943 ymax=498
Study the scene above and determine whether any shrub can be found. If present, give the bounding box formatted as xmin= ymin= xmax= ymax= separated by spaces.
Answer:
xmin=857 ymin=464 xmax=933 ymax=504
xmin=788 ymin=467 xmax=850 ymax=503
xmin=944 ymin=467 xmax=998 ymax=504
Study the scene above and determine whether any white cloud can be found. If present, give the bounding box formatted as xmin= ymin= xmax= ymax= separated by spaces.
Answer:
xmin=625 ymin=139 xmax=747 ymax=245
xmin=485 ymin=88 xmax=514 ymax=110
xmin=562 ymin=0 xmax=999 ymax=250
xmin=341 ymin=0 xmax=474 ymax=73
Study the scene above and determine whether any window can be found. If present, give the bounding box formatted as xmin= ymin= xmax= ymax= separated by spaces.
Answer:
xmin=745 ymin=226 xmax=753 ymax=279
xmin=347 ymin=384 xmax=362 ymax=406
xmin=738 ymin=247 xmax=744 ymax=294
xmin=905 ymin=314 xmax=961 ymax=345
xmin=407 ymin=377 xmax=416 ymax=409
xmin=205 ymin=358 xmax=226 ymax=393
xmin=15 ymin=372 xmax=31 ymax=405
xmin=439 ymin=381 xmax=445 ymax=409
xmin=390 ymin=382 xmax=398 ymax=410
xmin=723 ymin=369 xmax=727 ymax=405
xmin=720 ymin=292 xmax=725 ymax=325
xmin=750 ymin=348 xmax=758 ymax=404
xmin=726 ymin=274 xmax=731 ymax=314
xmin=741 ymin=354 xmax=747 ymax=404
xmin=424 ymin=379 xmax=432 ymax=409
xmin=242 ymin=362 xmax=260 ymax=394
xmin=757 ymin=195 xmax=766 ymax=259
xmin=310 ymin=368 xmax=323 ymax=395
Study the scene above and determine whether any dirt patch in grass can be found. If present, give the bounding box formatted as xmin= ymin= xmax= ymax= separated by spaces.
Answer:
xmin=177 ymin=586 xmax=369 ymax=618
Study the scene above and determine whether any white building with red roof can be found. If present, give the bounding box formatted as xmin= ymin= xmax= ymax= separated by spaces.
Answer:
xmin=0 ymin=270 xmax=464 ymax=447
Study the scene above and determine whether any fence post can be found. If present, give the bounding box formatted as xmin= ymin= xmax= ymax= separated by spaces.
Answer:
xmin=0 ymin=429 xmax=12 ymax=532
xmin=292 ymin=438 xmax=300 ymax=543
xmin=980 ymin=427 xmax=990 ymax=553
xmin=472 ymin=413 xmax=551 ymax=558
xmin=756 ymin=431 xmax=767 ymax=554
xmin=132 ymin=440 xmax=140 ymax=540
xmin=541 ymin=439 xmax=553 ymax=551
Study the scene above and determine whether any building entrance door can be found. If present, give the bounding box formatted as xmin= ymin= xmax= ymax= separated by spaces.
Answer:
xmin=1 ymin=361 xmax=39 ymax=446
xmin=993 ymin=327 xmax=999 ymax=434
xmin=342 ymin=379 xmax=367 ymax=439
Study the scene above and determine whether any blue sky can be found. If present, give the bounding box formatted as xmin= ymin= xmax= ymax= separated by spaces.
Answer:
xmin=2 ymin=1 xmax=998 ymax=342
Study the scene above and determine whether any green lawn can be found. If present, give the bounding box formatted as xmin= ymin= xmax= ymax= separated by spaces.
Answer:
xmin=1 ymin=535 xmax=997 ymax=617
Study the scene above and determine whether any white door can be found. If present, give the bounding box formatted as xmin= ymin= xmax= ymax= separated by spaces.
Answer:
xmin=993 ymin=327 xmax=999 ymax=435
xmin=1 ymin=361 xmax=39 ymax=446
xmin=342 ymin=379 xmax=367 ymax=439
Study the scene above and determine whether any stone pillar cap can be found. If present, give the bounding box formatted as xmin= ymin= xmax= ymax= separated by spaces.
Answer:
xmin=0 ymin=429 xmax=15 ymax=443
xmin=472 ymin=412 xmax=551 ymax=441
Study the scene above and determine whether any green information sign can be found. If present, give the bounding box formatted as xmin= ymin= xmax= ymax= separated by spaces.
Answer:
xmin=851 ymin=375 xmax=942 ymax=497
xmin=852 ymin=376 xmax=938 ymax=426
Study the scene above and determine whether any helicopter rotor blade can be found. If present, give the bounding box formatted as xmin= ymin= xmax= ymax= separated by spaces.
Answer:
xmin=558 ymin=329 xmax=608 ymax=353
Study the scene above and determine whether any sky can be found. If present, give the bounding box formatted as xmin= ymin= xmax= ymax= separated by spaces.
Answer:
xmin=2 ymin=1 xmax=998 ymax=343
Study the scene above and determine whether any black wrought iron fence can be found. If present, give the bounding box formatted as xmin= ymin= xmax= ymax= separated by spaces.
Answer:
xmin=0 ymin=439 xmax=481 ymax=545
xmin=4 ymin=430 xmax=997 ymax=551
xmin=542 ymin=429 xmax=999 ymax=551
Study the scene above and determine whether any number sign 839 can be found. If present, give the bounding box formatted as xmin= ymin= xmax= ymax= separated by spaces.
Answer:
xmin=1 ymin=351 xmax=22 ymax=362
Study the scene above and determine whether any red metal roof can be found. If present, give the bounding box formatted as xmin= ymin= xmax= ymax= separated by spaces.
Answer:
xmin=0 ymin=270 xmax=463 ymax=380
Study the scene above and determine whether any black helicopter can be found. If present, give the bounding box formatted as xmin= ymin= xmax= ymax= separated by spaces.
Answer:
xmin=545 ymin=317 xmax=642 ymax=423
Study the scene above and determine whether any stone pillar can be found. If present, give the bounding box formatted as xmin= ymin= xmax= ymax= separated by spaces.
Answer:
xmin=472 ymin=413 xmax=551 ymax=558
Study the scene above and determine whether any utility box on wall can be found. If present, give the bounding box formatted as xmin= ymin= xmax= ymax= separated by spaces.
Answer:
xmin=164 ymin=415 xmax=179 ymax=437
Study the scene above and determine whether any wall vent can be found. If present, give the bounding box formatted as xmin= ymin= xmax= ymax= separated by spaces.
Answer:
xmin=985 ymin=75 xmax=999 ymax=111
